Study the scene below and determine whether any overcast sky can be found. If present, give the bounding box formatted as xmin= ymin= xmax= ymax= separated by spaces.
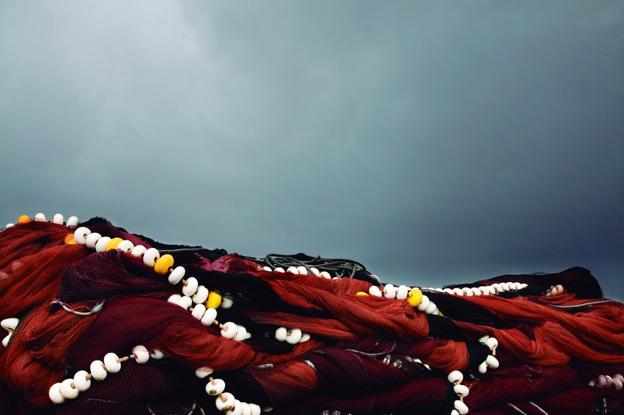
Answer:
xmin=1 ymin=1 xmax=623 ymax=297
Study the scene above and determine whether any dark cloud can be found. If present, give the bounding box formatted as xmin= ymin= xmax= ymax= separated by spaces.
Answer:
xmin=1 ymin=1 xmax=623 ymax=296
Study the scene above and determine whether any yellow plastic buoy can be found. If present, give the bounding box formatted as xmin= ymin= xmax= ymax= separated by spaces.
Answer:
xmin=154 ymin=254 xmax=174 ymax=275
xmin=355 ymin=291 xmax=369 ymax=296
xmin=407 ymin=288 xmax=423 ymax=307
xmin=17 ymin=215 xmax=31 ymax=224
xmin=105 ymin=237 xmax=123 ymax=251
xmin=206 ymin=291 xmax=222 ymax=309
xmin=64 ymin=234 xmax=77 ymax=245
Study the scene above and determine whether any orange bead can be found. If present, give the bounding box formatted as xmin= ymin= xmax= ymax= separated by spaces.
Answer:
xmin=105 ymin=237 xmax=123 ymax=251
xmin=17 ymin=215 xmax=31 ymax=224
xmin=205 ymin=291 xmax=222 ymax=309
xmin=407 ymin=288 xmax=423 ymax=307
xmin=64 ymin=234 xmax=77 ymax=245
xmin=154 ymin=254 xmax=174 ymax=275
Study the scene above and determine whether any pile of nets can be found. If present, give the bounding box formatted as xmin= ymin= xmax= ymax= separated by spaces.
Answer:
xmin=1 ymin=213 xmax=622 ymax=415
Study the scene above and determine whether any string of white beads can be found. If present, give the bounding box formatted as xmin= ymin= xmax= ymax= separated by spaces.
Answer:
xmin=447 ymin=370 xmax=470 ymax=415
xmin=274 ymin=327 xmax=311 ymax=344
xmin=66 ymin=222 xmax=244 ymax=342
xmin=3 ymin=214 xmax=243 ymax=343
xmin=477 ymin=336 xmax=500 ymax=375
xmin=5 ymin=212 xmax=78 ymax=230
xmin=440 ymin=282 xmax=528 ymax=297
xmin=220 ymin=322 xmax=251 ymax=341
xmin=367 ymin=285 xmax=442 ymax=316
xmin=382 ymin=284 xmax=412 ymax=300
xmin=262 ymin=265 xmax=332 ymax=279
xmin=205 ymin=377 xmax=261 ymax=415
xmin=416 ymin=294 xmax=440 ymax=315
xmin=49 ymin=345 xmax=150 ymax=404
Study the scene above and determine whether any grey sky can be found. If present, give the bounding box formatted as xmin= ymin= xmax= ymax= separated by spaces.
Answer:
xmin=1 ymin=1 xmax=623 ymax=297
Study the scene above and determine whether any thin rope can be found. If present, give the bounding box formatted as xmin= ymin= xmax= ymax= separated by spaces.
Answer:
xmin=529 ymin=401 xmax=550 ymax=415
xmin=507 ymin=403 xmax=529 ymax=415
xmin=51 ymin=299 xmax=105 ymax=316
xmin=550 ymin=299 xmax=616 ymax=309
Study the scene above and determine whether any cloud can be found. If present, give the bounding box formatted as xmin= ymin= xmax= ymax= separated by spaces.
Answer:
xmin=1 ymin=0 xmax=623 ymax=296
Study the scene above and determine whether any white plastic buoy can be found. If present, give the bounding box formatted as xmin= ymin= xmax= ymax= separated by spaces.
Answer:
xmin=85 ymin=232 xmax=102 ymax=249
xmin=286 ymin=328 xmax=302 ymax=345
xmin=73 ymin=370 xmax=91 ymax=392
xmin=143 ymin=248 xmax=160 ymax=267
xmin=182 ymin=277 xmax=199 ymax=296
xmin=205 ymin=378 xmax=226 ymax=395
xmin=66 ymin=216 xmax=79 ymax=228
xmin=132 ymin=345 xmax=150 ymax=364
xmin=369 ymin=286 xmax=382 ymax=297
xmin=201 ymin=308 xmax=218 ymax=326
xmin=73 ymin=227 xmax=91 ymax=245
xmin=275 ymin=327 xmax=288 ymax=342
xmin=95 ymin=237 xmax=111 ymax=253
xmin=131 ymin=245 xmax=147 ymax=258
xmin=89 ymin=360 xmax=108 ymax=381
xmin=195 ymin=367 xmax=214 ymax=379
xmin=103 ymin=353 xmax=122 ymax=373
